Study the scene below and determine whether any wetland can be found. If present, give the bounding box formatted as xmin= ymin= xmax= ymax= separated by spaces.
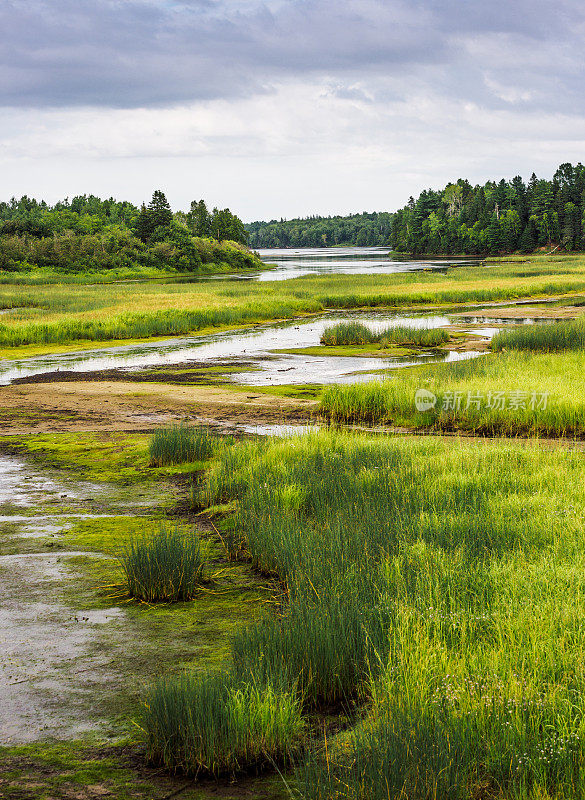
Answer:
xmin=3 ymin=250 xmax=585 ymax=799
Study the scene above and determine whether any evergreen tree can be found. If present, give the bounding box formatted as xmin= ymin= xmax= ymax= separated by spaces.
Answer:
xmin=135 ymin=203 xmax=153 ymax=243
xmin=147 ymin=190 xmax=173 ymax=231
xmin=187 ymin=200 xmax=211 ymax=237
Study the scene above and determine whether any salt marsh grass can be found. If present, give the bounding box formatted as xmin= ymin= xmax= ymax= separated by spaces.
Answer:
xmin=149 ymin=423 xmax=216 ymax=466
xmin=142 ymin=673 xmax=303 ymax=776
xmin=320 ymin=321 xmax=449 ymax=347
xmin=122 ymin=523 xmax=207 ymax=602
xmin=192 ymin=431 xmax=585 ymax=796
xmin=2 ymin=255 xmax=585 ymax=350
xmin=320 ymin=350 xmax=585 ymax=437
xmin=493 ymin=315 xmax=585 ymax=351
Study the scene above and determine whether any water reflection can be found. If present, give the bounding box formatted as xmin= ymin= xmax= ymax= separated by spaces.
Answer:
xmin=0 ymin=312 xmax=477 ymax=387
xmin=254 ymin=247 xmax=483 ymax=281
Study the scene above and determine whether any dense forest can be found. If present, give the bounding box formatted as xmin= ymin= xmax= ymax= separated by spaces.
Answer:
xmin=390 ymin=162 xmax=585 ymax=255
xmin=0 ymin=191 xmax=258 ymax=273
xmin=247 ymin=163 xmax=585 ymax=256
xmin=246 ymin=211 xmax=393 ymax=249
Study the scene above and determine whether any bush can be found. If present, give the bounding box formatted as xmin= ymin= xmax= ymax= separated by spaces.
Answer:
xmin=121 ymin=523 xmax=207 ymax=602
xmin=141 ymin=673 xmax=304 ymax=776
xmin=149 ymin=423 xmax=216 ymax=466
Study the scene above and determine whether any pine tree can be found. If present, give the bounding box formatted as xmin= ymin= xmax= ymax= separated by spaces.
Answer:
xmin=147 ymin=190 xmax=173 ymax=231
xmin=135 ymin=203 xmax=153 ymax=243
xmin=187 ymin=200 xmax=211 ymax=236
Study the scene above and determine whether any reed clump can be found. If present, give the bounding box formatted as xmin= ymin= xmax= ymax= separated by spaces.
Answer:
xmin=149 ymin=423 xmax=216 ymax=466
xmin=122 ymin=523 xmax=207 ymax=602
xmin=320 ymin=321 xmax=449 ymax=347
xmin=141 ymin=673 xmax=304 ymax=777
xmin=493 ymin=316 xmax=585 ymax=352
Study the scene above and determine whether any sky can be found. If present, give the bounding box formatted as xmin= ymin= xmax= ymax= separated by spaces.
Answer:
xmin=1 ymin=0 xmax=585 ymax=221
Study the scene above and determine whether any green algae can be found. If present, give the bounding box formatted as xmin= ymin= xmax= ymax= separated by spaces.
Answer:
xmin=0 ymin=739 xmax=293 ymax=799
xmin=274 ymin=343 xmax=417 ymax=358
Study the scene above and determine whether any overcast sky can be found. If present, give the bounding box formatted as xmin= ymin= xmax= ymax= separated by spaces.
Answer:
xmin=1 ymin=0 xmax=585 ymax=221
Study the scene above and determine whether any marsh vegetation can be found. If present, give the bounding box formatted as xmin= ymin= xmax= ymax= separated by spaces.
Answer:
xmin=149 ymin=423 xmax=216 ymax=466
xmin=320 ymin=320 xmax=449 ymax=347
xmin=136 ymin=430 xmax=585 ymax=798
xmin=122 ymin=523 xmax=208 ymax=603
xmin=1 ymin=255 xmax=585 ymax=354
xmin=6 ymin=252 xmax=585 ymax=799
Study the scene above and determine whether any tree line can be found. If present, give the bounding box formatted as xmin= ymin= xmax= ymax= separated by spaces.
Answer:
xmin=246 ymin=211 xmax=393 ymax=249
xmin=0 ymin=191 xmax=255 ymax=273
xmin=390 ymin=163 xmax=585 ymax=255
xmin=246 ymin=163 xmax=585 ymax=255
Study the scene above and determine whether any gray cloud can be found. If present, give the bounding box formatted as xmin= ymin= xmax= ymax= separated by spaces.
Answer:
xmin=3 ymin=0 xmax=582 ymax=111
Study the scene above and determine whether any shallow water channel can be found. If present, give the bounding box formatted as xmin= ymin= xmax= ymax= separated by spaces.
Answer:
xmin=1 ymin=311 xmax=493 ymax=387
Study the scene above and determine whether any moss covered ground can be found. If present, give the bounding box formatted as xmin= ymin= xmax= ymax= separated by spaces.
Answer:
xmin=0 ymin=429 xmax=286 ymax=799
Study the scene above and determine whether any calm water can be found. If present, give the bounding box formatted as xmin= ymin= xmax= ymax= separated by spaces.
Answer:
xmin=0 ymin=312 xmax=484 ymax=387
xmin=255 ymin=247 xmax=483 ymax=281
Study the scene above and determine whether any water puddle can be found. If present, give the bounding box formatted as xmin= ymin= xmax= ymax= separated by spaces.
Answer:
xmin=234 ymin=423 xmax=321 ymax=437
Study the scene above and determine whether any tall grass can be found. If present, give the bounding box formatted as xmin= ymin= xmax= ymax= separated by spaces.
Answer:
xmin=122 ymin=523 xmax=207 ymax=602
xmin=134 ymin=431 xmax=585 ymax=793
xmin=493 ymin=316 xmax=585 ymax=351
xmin=320 ymin=321 xmax=449 ymax=347
xmin=142 ymin=673 xmax=303 ymax=777
xmin=2 ymin=255 xmax=585 ymax=349
xmin=320 ymin=349 xmax=585 ymax=437
xmin=149 ymin=423 xmax=216 ymax=466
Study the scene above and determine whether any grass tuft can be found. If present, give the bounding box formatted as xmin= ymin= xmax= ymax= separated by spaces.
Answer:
xmin=141 ymin=673 xmax=304 ymax=777
xmin=121 ymin=523 xmax=207 ymax=602
xmin=149 ymin=423 xmax=216 ymax=466
xmin=320 ymin=321 xmax=449 ymax=347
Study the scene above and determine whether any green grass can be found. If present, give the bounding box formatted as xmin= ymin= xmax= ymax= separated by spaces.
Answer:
xmin=142 ymin=673 xmax=303 ymax=777
xmin=149 ymin=424 xmax=217 ymax=466
xmin=493 ymin=316 xmax=585 ymax=352
xmin=320 ymin=321 xmax=449 ymax=347
xmin=320 ymin=349 xmax=585 ymax=437
xmin=121 ymin=523 xmax=208 ymax=603
xmin=2 ymin=254 xmax=585 ymax=353
xmin=190 ymin=431 xmax=585 ymax=797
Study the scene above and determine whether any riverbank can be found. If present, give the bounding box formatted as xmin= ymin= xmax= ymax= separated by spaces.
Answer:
xmin=1 ymin=254 xmax=585 ymax=356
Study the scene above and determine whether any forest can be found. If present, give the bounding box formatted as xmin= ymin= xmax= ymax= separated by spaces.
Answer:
xmin=246 ymin=211 xmax=393 ymax=249
xmin=0 ymin=191 xmax=257 ymax=274
xmin=247 ymin=163 xmax=585 ymax=256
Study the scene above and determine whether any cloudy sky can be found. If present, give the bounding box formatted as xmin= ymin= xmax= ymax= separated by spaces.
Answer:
xmin=1 ymin=0 xmax=585 ymax=220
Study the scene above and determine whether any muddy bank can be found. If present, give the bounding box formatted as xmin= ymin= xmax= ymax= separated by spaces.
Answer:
xmin=0 ymin=450 xmax=268 ymax=748
xmin=0 ymin=380 xmax=316 ymax=435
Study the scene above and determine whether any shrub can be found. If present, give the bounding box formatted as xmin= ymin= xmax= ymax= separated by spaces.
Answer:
xmin=121 ymin=523 xmax=207 ymax=602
